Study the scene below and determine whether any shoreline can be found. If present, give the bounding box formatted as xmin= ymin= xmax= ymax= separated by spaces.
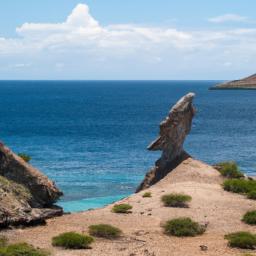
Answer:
xmin=4 ymin=157 xmax=256 ymax=256
xmin=210 ymin=87 xmax=256 ymax=90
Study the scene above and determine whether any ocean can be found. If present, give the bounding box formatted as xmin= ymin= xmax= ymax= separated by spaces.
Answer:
xmin=0 ymin=80 xmax=255 ymax=212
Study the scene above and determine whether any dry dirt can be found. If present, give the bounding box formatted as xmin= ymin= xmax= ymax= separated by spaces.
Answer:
xmin=2 ymin=158 xmax=256 ymax=256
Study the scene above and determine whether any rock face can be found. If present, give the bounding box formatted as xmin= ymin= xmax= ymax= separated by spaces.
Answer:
xmin=211 ymin=73 xmax=256 ymax=89
xmin=136 ymin=93 xmax=196 ymax=192
xmin=0 ymin=142 xmax=63 ymax=228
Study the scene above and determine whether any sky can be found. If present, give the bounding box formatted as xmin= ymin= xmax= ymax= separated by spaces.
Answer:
xmin=0 ymin=0 xmax=256 ymax=80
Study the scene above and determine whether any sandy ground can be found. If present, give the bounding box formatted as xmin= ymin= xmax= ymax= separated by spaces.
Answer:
xmin=2 ymin=158 xmax=256 ymax=256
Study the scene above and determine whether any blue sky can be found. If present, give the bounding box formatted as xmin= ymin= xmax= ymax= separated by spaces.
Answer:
xmin=0 ymin=0 xmax=255 ymax=80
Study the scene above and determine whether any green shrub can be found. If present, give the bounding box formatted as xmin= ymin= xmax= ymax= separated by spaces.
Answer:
xmin=0 ymin=236 xmax=8 ymax=247
xmin=112 ymin=204 xmax=132 ymax=214
xmin=242 ymin=211 xmax=256 ymax=225
xmin=142 ymin=192 xmax=152 ymax=198
xmin=163 ymin=217 xmax=206 ymax=237
xmin=247 ymin=190 xmax=256 ymax=200
xmin=89 ymin=224 xmax=122 ymax=239
xmin=223 ymin=179 xmax=256 ymax=195
xmin=161 ymin=193 xmax=192 ymax=208
xmin=225 ymin=232 xmax=256 ymax=249
xmin=52 ymin=232 xmax=94 ymax=249
xmin=18 ymin=153 xmax=31 ymax=163
xmin=0 ymin=243 xmax=49 ymax=256
xmin=216 ymin=161 xmax=244 ymax=179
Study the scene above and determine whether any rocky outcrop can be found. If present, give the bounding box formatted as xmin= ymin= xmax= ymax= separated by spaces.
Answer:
xmin=211 ymin=73 xmax=256 ymax=89
xmin=0 ymin=142 xmax=63 ymax=228
xmin=136 ymin=93 xmax=196 ymax=192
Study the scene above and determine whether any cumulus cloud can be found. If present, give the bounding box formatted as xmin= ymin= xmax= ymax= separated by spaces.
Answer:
xmin=208 ymin=14 xmax=248 ymax=23
xmin=14 ymin=4 xmax=191 ymax=52
xmin=0 ymin=4 xmax=255 ymax=79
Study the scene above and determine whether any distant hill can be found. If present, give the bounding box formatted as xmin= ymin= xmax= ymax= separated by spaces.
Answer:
xmin=211 ymin=74 xmax=256 ymax=89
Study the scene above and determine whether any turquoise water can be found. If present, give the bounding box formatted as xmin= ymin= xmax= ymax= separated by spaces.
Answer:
xmin=0 ymin=80 xmax=256 ymax=212
xmin=59 ymin=194 xmax=129 ymax=212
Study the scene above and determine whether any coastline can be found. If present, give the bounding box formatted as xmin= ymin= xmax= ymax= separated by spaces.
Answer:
xmin=4 ymin=157 xmax=256 ymax=256
xmin=210 ymin=87 xmax=256 ymax=90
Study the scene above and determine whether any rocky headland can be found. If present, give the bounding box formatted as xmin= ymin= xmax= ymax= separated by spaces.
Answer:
xmin=211 ymin=73 xmax=256 ymax=90
xmin=0 ymin=142 xmax=63 ymax=228
xmin=1 ymin=93 xmax=256 ymax=256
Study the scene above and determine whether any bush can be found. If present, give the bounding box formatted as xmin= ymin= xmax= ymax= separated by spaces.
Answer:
xmin=216 ymin=161 xmax=244 ymax=179
xmin=0 ymin=243 xmax=49 ymax=256
xmin=0 ymin=236 xmax=7 ymax=247
xmin=161 ymin=193 xmax=192 ymax=208
xmin=247 ymin=190 xmax=256 ymax=200
xmin=242 ymin=211 xmax=256 ymax=225
xmin=89 ymin=224 xmax=122 ymax=239
xmin=163 ymin=217 xmax=206 ymax=237
xmin=18 ymin=153 xmax=31 ymax=163
xmin=112 ymin=204 xmax=132 ymax=214
xmin=223 ymin=179 xmax=256 ymax=195
xmin=225 ymin=232 xmax=256 ymax=249
xmin=52 ymin=232 xmax=94 ymax=249
xmin=142 ymin=192 xmax=152 ymax=198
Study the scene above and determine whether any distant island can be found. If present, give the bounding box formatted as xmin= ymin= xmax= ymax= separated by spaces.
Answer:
xmin=210 ymin=73 xmax=256 ymax=90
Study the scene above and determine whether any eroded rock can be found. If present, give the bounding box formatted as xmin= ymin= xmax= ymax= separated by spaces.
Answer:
xmin=137 ymin=93 xmax=196 ymax=192
xmin=0 ymin=142 xmax=63 ymax=228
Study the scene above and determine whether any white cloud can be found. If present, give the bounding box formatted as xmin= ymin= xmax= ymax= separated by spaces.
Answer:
xmin=209 ymin=14 xmax=248 ymax=23
xmin=0 ymin=4 xmax=255 ymax=79
xmin=9 ymin=63 xmax=31 ymax=69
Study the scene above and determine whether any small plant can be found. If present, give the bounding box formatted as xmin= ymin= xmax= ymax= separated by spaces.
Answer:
xmin=52 ymin=232 xmax=94 ymax=249
xmin=225 ymin=232 xmax=256 ymax=249
xmin=89 ymin=224 xmax=122 ymax=239
xmin=112 ymin=204 xmax=132 ymax=214
xmin=216 ymin=161 xmax=244 ymax=179
xmin=0 ymin=243 xmax=49 ymax=256
xmin=142 ymin=192 xmax=152 ymax=198
xmin=161 ymin=193 xmax=192 ymax=208
xmin=163 ymin=217 xmax=206 ymax=237
xmin=223 ymin=179 xmax=256 ymax=195
xmin=247 ymin=190 xmax=256 ymax=200
xmin=242 ymin=211 xmax=256 ymax=225
xmin=18 ymin=153 xmax=31 ymax=163
xmin=0 ymin=236 xmax=7 ymax=247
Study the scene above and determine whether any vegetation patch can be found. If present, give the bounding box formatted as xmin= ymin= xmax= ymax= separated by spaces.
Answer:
xmin=247 ymin=190 xmax=256 ymax=200
xmin=89 ymin=224 xmax=122 ymax=239
xmin=216 ymin=161 xmax=244 ymax=179
xmin=18 ymin=153 xmax=31 ymax=163
xmin=0 ymin=243 xmax=49 ymax=256
xmin=0 ymin=175 xmax=32 ymax=202
xmin=142 ymin=192 xmax=152 ymax=198
xmin=163 ymin=217 xmax=206 ymax=237
xmin=223 ymin=179 xmax=256 ymax=196
xmin=242 ymin=211 xmax=256 ymax=225
xmin=0 ymin=236 xmax=7 ymax=247
xmin=52 ymin=232 xmax=94 ymax=249
xmin=112 ymin=204 xmax=132 ymax=214
xmin=161 ymin=193 xmax=192 ymax=208
xmin=225 ymin=232 xmax=256 ymax=249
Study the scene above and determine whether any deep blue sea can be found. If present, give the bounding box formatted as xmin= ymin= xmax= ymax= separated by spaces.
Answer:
xmin=0 ymin=80 xmax=256 ymax=212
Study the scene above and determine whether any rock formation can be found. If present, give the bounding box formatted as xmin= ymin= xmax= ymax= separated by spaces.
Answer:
xmin=211 ymin=73 xmax=256 ymax=89
xmin=0 ymin=142 xmax=63 ymax=228
xmin=136 ymin=93 xmax=196 ymax=192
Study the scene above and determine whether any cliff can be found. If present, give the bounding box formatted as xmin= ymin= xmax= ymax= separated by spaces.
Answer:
xmin=211 ymin=73 xmax=256 ymax=89
xmin=0 ymin=142 xmax=63 ymax=228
